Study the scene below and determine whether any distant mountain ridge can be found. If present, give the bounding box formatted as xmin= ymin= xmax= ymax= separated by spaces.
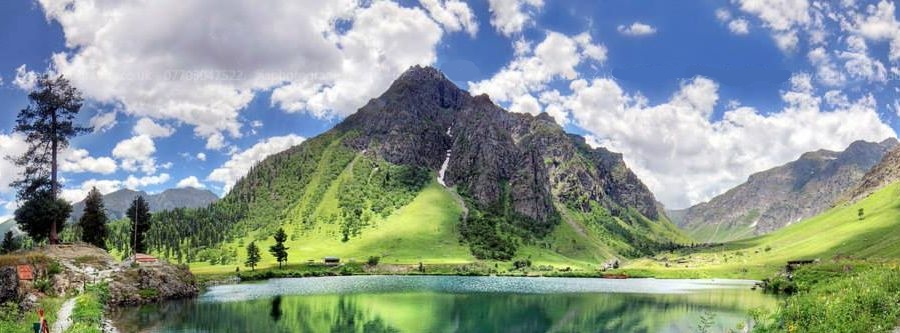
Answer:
xmin=671 ymin=138 xmax=898 ymax=242
xmin=0 ymin=219 xmax=18 ymax=236
xmin=69 ymin=187 xmax=219 ymax=222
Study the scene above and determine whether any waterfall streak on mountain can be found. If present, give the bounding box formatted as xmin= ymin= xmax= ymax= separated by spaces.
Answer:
xmin=438 ymin=127 xmax=452 ymax=187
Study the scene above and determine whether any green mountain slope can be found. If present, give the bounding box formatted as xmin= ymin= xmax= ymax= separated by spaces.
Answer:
xmin=625 ymin=181 xmax=900 ymax=278
xmin=671 ymin=139 xmax=897 ymax=243
xmin=141 ymin=66 xmax=688 ymax=272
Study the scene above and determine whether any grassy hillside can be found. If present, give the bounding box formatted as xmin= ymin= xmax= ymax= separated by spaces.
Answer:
xmin=191 ymin=181 xmax=469 ymax=274
xmin=622 ymin=181 xmax=900 ymax=279
xmin=681 ymin=214 xmax=758 ymax=243
xmin=192 ymin=180 xmax=688 ymax=274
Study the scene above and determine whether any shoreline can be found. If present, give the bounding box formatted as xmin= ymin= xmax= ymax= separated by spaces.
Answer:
xmin=193 ymin=265 xmax=764 ymax=288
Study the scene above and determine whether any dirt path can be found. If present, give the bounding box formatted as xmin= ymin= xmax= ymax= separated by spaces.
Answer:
xmin=51 ymin=297 xmax=76 ymax=333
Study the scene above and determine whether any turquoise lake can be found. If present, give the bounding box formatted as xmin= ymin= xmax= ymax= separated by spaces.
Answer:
xmin=109 ymin=275 xmax=778 ymax=333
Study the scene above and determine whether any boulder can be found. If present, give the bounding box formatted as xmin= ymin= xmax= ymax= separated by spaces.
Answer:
xmin=0 ymin=266 xmax=18 ymax=304
xmin=108 ymin=263 xmax=197 ymax=305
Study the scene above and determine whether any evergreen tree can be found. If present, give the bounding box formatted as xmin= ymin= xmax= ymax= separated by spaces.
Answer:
xmin=127 ymin=196 xmax=152 ymax=254
xmin=1 ymin=231 xmax=15 ymax=254
xmin=858 ymin=208 xmax=865 ymax=221
xmin=245 ymin=241 xmax=261 ymax=271
xmin=8 ymin=74 xmax=89 ymax=244
xmin=79 ymin=187 xmax=109 ymax=249
xmin=269 ymin=228 xmax=289 ymax=269
xmin=14 ymin=191 xmax=71 ymax=244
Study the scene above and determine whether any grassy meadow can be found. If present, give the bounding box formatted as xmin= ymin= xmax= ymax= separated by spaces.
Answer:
xmin=190 ymin=182 xmax=474 ymax=275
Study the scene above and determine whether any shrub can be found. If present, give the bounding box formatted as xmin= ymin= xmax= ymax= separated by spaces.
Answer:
xmin=138 ymin=288 xmax=159 ymax=299
xmin=0 ymin=302 xmax=19 ymax=322
xmin=512 ymin=259 xmax=532 ymax=270
xmin=47 ymin=260 xmax=63 ymax=276
xmin=366 ymin=256 xmax=380 ymax=266
xmin=33 ymin=278 xmax=52 ymax=294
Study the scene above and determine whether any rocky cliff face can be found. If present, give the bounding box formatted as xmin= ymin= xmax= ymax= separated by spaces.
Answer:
xmin=69 ymin=187 xmax=220 ymax=222
xmin=337 ymin=66 xmax=662 ymax=231
xmin=674 ymin=139 xmax=898 ymax=242
xmin=848 ymin=144 xmax=900 ymax=201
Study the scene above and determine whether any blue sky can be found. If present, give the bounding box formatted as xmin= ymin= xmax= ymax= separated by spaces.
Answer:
xmin=1 ymin=0 xmax=899 ymax=218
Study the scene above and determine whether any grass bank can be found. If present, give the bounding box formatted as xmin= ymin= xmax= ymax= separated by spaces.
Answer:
xmin=0 ymin=297 xmax=64 ymax=333
xmin=752 ymin=261 xmax=900 ymax=333
xmin=66 ymin=284 xmax=108 ymax=333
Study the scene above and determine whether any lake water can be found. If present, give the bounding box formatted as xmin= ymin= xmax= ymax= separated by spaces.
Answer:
xmin=109 ymin=275 xmax=778 ymax=333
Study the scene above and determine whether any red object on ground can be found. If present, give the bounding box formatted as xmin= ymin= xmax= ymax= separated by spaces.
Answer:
xmin=17 ymin=265 xmax=34 ymax=280
xmin=600 ymin=273 xmax=629 ymax=279
xmin=134 ymin=253 xmax=158 ymax=263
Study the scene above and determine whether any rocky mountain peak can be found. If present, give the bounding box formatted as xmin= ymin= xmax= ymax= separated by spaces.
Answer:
xmin=394 ymin=65 xmax=449 ymax=84
xmin=848 ymin=139 xmax=900 ymax=201
xmin=336 ymin=65 xmax=665 ymax=228
xmin=535 ymin=112 xmax=556 ymax=123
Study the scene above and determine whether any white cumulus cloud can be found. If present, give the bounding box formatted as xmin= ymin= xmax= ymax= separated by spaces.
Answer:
xmin=469 ymin=31 xmax=605 ymax=108
xmin=112 ymin=135 xmax=158 ymax=174
xmin=728 ymin=18 xmax=751 ymax=34
xmin=133 ymin=118 xmax=175 ymax=138
xmin=61 ymin=179 xmax=123 ymax=203
xmin=487 ymin=0 xmax=544 ymax=36
xmin=561 ymin=73 xmax=896 ymax=208
xmin=124 ymin=173 xmax=170 ymax=189
xmin=0 ymin=134 xmax=29 ymax=194
xmin=208 ymin=134 xmax=305 ymax=192
xmin=176 ymin=176 xmax=205 ymax=189
xmin=60 ymin=149 xmax=117 ymax=175
xmin=89 ymin=111 xmax=117 ymax=133
xmin=37 ymin=0 xmax=467 ymax=149
xmin=12 ymin=64 xmax=38 ymax=91
xmin=617 ymin=22 xmax=658 ymax=36
xmin=736 ymin=0 xmax=810 ymax=51
xmin=420 ymin=0 xmax=478 ymax=37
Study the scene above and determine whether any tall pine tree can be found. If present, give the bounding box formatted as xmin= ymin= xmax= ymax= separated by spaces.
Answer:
xmin=79 ymin=187 xmax=109 ymax=249
xmin=245 ymin=241 xmax=261 ymax=271
xmin=9 ymin=74 xmax=89 ymax=244
xmin=1 ymin=231 xmax=15 ymax=254
xmin=269 ymin=228 xmax=289 ymax=269
xmin=127 ymin=196 xmax=152 ymax=254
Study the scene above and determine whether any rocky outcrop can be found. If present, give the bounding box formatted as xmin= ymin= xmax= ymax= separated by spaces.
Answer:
xmin=0 ymin=266 xmax=18 ymax=304
xmin=675 ymin=138 xmax=898 ymax=242
xmin=848 ymin=144 xmax=900 ymax=201
xmin=338 ymin=65 xmax=470 ymax=170
xmin=107 ymin=263 xmax=198 ymax=306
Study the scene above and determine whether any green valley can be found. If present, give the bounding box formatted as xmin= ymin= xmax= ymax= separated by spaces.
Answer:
xmin=621 ymin=181 xmax=900 ymax=279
